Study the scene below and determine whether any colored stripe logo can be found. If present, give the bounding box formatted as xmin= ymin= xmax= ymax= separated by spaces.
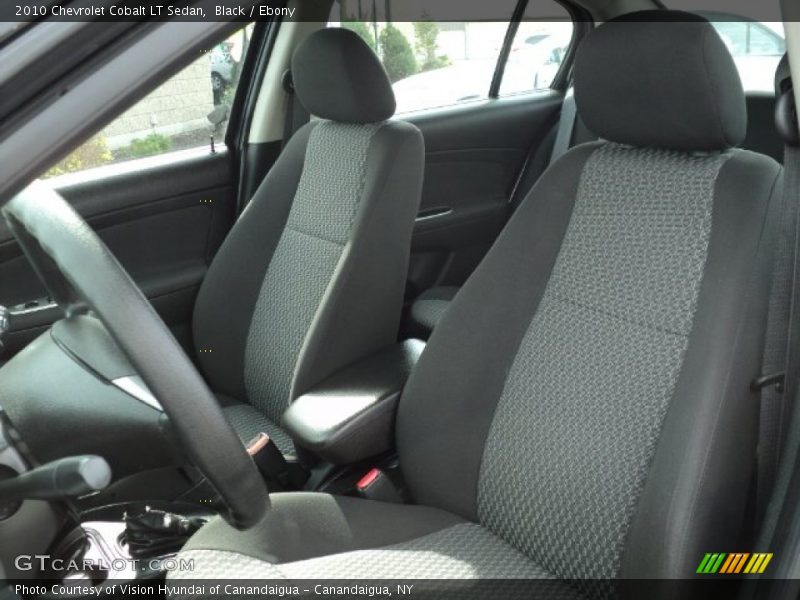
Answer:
xmin=696 ymin=553 xmax=773 ymax=574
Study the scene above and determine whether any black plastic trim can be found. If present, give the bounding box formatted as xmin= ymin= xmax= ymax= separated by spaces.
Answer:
xmin=232 ymin=18 xmax=283 ymax=213
xmin=550 ymin=1 xmax=594 ymax=91
xmin=489 ymin=0 xmax=528 ymax=98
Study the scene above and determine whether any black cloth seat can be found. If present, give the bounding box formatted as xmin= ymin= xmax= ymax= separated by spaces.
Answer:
xmin=192 ymin=28 xmax=424 ymax=451
xmin=171 ymin=12 xmax=782 ymax=593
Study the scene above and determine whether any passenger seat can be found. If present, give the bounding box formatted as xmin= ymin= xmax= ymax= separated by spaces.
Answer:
xmin=192 ymin=28 xmax=424 ymax=453
xmin=408 ymin=40 xmax=786 ymax=340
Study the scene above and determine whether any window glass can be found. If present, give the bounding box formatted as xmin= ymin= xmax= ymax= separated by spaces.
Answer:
xmin=330 ymin=0 xmax=574 ymax=113
xmin=667 ymin=0 xmax=785 ymax=93
xmin=43 ymin=24 xmax=254 ymax=180
xmin=499 ymin=2 xmax=574 ymax=96
xmin=328 ymin=19 xmax=511 ymax=114
xmin=746 ymin=23 xmax=785 ymax=56
xmin=707 ymin=20 xmax=785 ymax=92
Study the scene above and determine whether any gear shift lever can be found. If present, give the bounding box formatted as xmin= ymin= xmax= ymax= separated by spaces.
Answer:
xmin=122 ymin=507 xmax=207 ymax=559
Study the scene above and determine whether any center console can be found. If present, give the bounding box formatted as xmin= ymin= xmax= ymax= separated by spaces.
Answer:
xmin=283 ymin=339 xmax=424 ymax=465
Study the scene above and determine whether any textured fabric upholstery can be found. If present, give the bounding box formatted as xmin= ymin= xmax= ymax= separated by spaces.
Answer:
xmin=575 ymin=11 xmax=746 ymax=151
xmin=479 ymin=145 xmax=726 ymax=593
xmin=244 ymin=122 xmax=382 ymax=423
xmin=175 ymin=524 xmax=555 ymax=579
xmin=180 ymin=492 xmax=467 ymax=564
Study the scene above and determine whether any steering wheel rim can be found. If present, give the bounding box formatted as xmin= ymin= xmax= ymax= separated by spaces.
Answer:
xmin=2 ymin=181 xmax=267 ymax=530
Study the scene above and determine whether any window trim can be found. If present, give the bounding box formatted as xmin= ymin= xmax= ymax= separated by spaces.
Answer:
xmin=489 ymin=0 xmax=591 ymax=100
xmin=223 ymin=19 xmax=278 ymax=214
xmin=489 ymin=0 xmax=529 ymax=97
xmin=225 ymin=21 xmax=273 ymax=151
xmin=42 ymin=145 xmax=224 ymax=190
xmin=549 ymin=1 xmax=593 ymax=91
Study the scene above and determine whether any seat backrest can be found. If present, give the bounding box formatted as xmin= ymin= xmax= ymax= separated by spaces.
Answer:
xmin=193 ymin=29 xmax=424 ymax=423
xmin=396 ymin=11 xmax=783 ymax=588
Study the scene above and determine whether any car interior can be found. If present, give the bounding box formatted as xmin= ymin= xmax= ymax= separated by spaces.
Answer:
xmin=1 ymin=0 xmax=800 ymax=597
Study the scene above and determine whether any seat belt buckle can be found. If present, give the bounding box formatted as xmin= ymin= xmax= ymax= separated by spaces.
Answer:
xmin=751 ymin=372 xmax=785 ymax=393
xmin=246 ymin=433 xmax=309 ymax=490
xmin=247 ymin=433 xmax=291 ymax=488
xmin=356 ymin=468 xmax=404 ymax=504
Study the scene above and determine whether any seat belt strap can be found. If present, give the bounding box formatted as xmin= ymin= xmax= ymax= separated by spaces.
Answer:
xmin=550 ymin=87 xmax=577 ymax=164
xmin=755 ymin=144 xmax=798 ymax=522
xmin=754 ymin=57 xmax=800 ymax=524
xmin=281 ymin=69 xmax=309 ymax=149
xmin=508 ymin=87 xmax=578 ymax=210
xmin=756 ymin=142 xmax=800 ymax=552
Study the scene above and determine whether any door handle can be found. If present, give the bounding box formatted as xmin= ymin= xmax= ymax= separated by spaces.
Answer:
xmin=416 ymin=207 xmax=453 ymax=222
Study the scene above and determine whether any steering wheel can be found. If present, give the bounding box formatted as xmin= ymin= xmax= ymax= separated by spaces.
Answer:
xmin=1 ymin=181 xmax=267 ymax=530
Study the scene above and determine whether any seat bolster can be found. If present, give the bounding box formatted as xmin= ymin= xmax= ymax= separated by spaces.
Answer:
xmin=181 ymin=492 xmax=465 ymax=565
xmin=192 ymin=123 xmax=317 ymax=400
xmin=621 ymin=150 xmax=782 ymax=583
xmin=397 ymin=142 xmax=605 ymax=520
xmin=291 ymin=121 xmax=425 ymax=399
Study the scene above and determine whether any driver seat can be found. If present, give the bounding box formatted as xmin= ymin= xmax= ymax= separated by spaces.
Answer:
xmin=191 ymin=28 xmax=423 ymax=453
xmin=170 ymin=12 xmax=782 ymax=590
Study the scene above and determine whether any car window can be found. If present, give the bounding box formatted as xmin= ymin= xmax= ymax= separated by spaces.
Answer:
xmin=669 ymin=1 xmax=785 ymax=93
xmin=329 ymin=0 xmax=573 ymax=114
xmin=498 ymin=2 xmax=574 ymax=96
xmin=42 ymin=24 xmax=254 ymax=180
xmin=711 ymin=20 xmax=784 ymax=57
xmin=707 ymin=19 xmax=785 ymax=92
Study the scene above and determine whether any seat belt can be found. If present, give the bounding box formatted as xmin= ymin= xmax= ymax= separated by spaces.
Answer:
xmin=550 ymin=87 xmax=578 ymax=163
xmin=754 ymin=64 xmax=800 ymax=524
xmin=755 ymin=146 xmax=800 ymax=556
xmin=755 ymin=147 xmax=798 ymax=523
xmin=281 ymin=69 xmax=309 ymax=149
xmin=508 ymin=87 xmax=579 ymax=210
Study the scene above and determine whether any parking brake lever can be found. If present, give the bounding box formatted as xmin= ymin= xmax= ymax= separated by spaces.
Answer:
xmin=0 ymin=455 xmax=111 ymax=502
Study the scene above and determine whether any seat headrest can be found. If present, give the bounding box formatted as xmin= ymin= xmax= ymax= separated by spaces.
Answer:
xmin=574 ymin=10 xmax=746 ymax=152
xmin=291 ymin=28 xmax=396 ymax=124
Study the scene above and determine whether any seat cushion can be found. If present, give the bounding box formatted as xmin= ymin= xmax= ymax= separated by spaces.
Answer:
xmin=176 ymin=524 xmax=565 ymax=580
xmin=177 ymin=492 xmax=464 ymax=564
xmin=170 ymin=493 xmax=583 ymax=596
xmin=222 ymin=403 xmax=294 ymax=455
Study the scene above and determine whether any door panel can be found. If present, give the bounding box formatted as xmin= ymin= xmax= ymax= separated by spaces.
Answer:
xmin=404 ymin=91 xmax=784 ymax=303
xmin=403 ymin=91 xmax=563 ymax=298
xmin=0 ymin=151 xmax=236 ymax=360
